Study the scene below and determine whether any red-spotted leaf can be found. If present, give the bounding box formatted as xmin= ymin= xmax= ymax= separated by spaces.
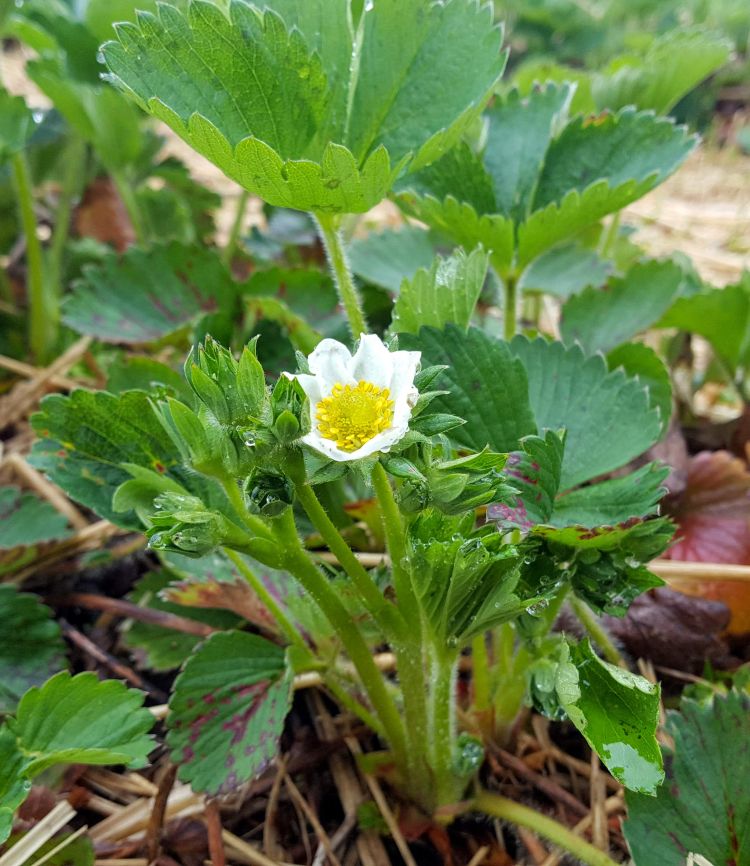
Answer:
xmin=167 ymin=631 xmax=292 ymax=795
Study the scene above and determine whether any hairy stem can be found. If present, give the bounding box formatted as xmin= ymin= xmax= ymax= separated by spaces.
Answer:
xmin=219 ymin=476 xmax=275 ymax=542
xmin=429 ymin=647 xmax=459 ymax=808
xmin=12 ymin=151 xmax=50 ymax=361
xmin=223 ymin=189 xmax=250 ymax=266
xmin=473 ymin=790 xmax=620 ymax=866
xmin=48 ymin=136 xmax=86 ymax=306
xmin=502 ymin=271 xmax=518 ymax=341
xmin=471 ymin=632 xmax=491 ymax=713
xmin=273 ymin=509 xmax=409 ymax=770
xmin=315 ymin=212 xmax=368 ymax=337
xmin=569 ymin=596 xmax=625 ymax=667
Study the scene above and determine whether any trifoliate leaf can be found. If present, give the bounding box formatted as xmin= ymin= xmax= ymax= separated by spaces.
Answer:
xmin=592 ymin=29 xmax=732 ymax=115
xmin=9 ymin=671 xmax=154 ymax=775
xmin=556 ymin=638 xmax=663 ymax=794
xmin=607 ymin=343 xmax=673 ymax=434
xmin=391 ymin=246 xmax=488 ymax=334
xmin=517 ymin=241 xmax=610 ymax=299
xmin=103 ymin=0 xmax=507 ymax=214
xmin=658 ymin=274 xmax=750 ymax=373
xmin=560 ymin=260 xmax=687 ymax=353
xmin=399 ymin=326 xmax=536 ymax=453
xmin=0 ymin=488 xmax=72 ymax=550
xmin=348 ymin=225 xmax=440 ymax=293
xmin=167 ymin=631 xmax=292 ymax=795
xmin=624 ymin=692 xmax=750 ymax=866
xmin=0 ymin=586 xmax=67 ymax=714
xmin=63 ymin=243 xmax=240 ymax=344
xmin=510 ymin=337 xmax=662 ymax=490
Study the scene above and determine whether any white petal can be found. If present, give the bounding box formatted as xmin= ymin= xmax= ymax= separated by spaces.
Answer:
xmin=308 ymin=338 xmax=355 ymax=389
xmin=290 ymin=373 xmax=324 ymax=406
xmin=351 ymin=333 xmax=392 ymax=389
xmin=387 ymin=350 xmax=421 ymax=401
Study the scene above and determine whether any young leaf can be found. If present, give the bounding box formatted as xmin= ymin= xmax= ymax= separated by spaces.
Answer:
xmin=398 ymin=326 xmax=537 ymax=453
xmin=167 ymin=631 xmax=292 ymax=795
xmin=624 ymin=692 xmax=750 ymax=866
xmin=0 ymin=586 xmax=67 ymax=714
xmin=0 ymin=487 xmax=72 ymax=549
xmin=510 ymin=337 xmax=662 ymax=490
xmin=348 ymin=225 xmax=440 ymax=293
xmin=560 ymin=259 xmax=686 ymax=353
xmin=390 ymin=247 xmax=488 ymax=335
xmin=63 ymin=243 xmax=239 ymax=344
xmin=556 ymin=639 xmax=663 ymax=794
xmin=9 ymin=672 xmax=154 ymax=775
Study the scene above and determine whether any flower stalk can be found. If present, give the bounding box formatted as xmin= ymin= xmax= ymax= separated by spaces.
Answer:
xmin=315 ymin=212 xmax=368 ymax=338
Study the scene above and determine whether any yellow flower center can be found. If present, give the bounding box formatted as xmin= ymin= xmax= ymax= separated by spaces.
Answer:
xmin=316 ymin=381 xmax=394 ymax=452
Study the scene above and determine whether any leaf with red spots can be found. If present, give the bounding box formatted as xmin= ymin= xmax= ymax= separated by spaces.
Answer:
xmin=625 ymin=691 xmax=750 ymax=866
xmin=167 ymin=631 xmax=292 ymax=795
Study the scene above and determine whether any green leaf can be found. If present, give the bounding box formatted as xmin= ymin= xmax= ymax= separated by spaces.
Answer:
xmin=483 ymin=83 xmax=573 ymax=224
xmin=167 ymin=631 xmax=292 ymax=795
xmin=518 ymin=241 xmax=610 ymax=299
xmin=9 ymin=671 xmax=154 ymax=775
xmin=571 ymin=560 xmax=663 ymax=618
xmin=398 ymin=326 xmax=536 ymax=453
xmin=0 ymin=487 xmax=72 ymax=549
xmin=560 ymin=260 xmax=686 ymax=353
xmin=106 ymin=356 xmax=194 ymax=403
xmin=30 ymin=389 xmax=181 ymax=528
xmin=0 ymin=89 xmax=34 ymax=162
xmin=0 ymin=727 xmax=30 ymax=844
xmin=657 ymin=274 xmax=750 ymax=372
xmin=556 ymin=638 xmax=663 ymax=794
xmin=592 ymin=29 xmax=732 ymax=115
xmin=348 ymin=225 xmax=440 ymax=293
xmin=102 ymin=0 xmax=506 ymax=213
xmin=391 ymin=247 xmax=488 ymax=334
xmin=624 ymin=692 xmax=750 ymax=866
xmin=0 ymin=586 xmax=67 ymax=714
xmin=552 ymin=463 xmax=669 ymax=528
xmin=510 ymin=337 xmax=662 ymax=489
xmin=607 ymin=343 xmax=673 ymax=434
xmin=63 ymin=243 xmax=239 ymax=344
xmin=122 ymin=571 xmax=239 ymax=672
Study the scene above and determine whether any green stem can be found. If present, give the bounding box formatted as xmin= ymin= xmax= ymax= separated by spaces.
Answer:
xmin=223 ymin=189 xmax=250 ymax=266
xmin=599 ymin=211 xmax=621 ymax=260
xmin=110 ymin=168 xmax=146 ymax=244
xmin=472 ymin=632 xmax=491 ymax=712
xmin=223 ymin=547 xmax=307 ymax=652
xmin=48 ymin=136 xmax=86 ymax=305
xmin=323 ymin=672 xmax=386 ymax=738
xmin=315 ymin=212 xmax=368 ymax=337
xmin=429 ymin=647 xmax=459 ymax=807
xmin=473 ymin=790 xmax=620 ymax=866
xmin=274 ymin=509 xmax=408 ymax=770
xmin=503 ymin=272 xmax=517 ymax=341
xmin=371 ymin=462 xmax=420 ymax=630
xmin=294 ymin=479 xmax=404 ymax=639
xmin=220 ymin=476 xmax=275 ymax=541
xmin=12 ymin=151 xmax=50 ymax=361
xmin=569 ymin=596 xmax=625 ymax=667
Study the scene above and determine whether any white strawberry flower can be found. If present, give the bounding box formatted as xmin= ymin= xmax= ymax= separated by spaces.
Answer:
xmin=288 ymin=334 xmax=421 ymax=462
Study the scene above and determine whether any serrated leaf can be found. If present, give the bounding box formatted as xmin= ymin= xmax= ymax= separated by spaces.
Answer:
xmin=167 ymin=631 xmax=292 ymax=795
xmin=571 ymin=560 xmax=663 ymax=618
xmin=122 ymin=571 xmax=239 ymax=672
xmin=483 ymin=83 xmax=573 ymax=224
xmin=510 ymin=337 xmax=662 ymax=489
xmin=0 ymin=586 xmax=67 ymax=713
xmin=624 ymin=692 xmax=750 ymax=866
xmin=0 ymin=487 xmax=72 ymax=549
xmin=534 ymin=517 xmax=673 ymax=553
xmin=348 ymin=225 xmax=440 ymax=293
xmin=63 ymin=243 xmax=239 ymax=344
xmin=103 ymin=0 xmax=506 ymax=214
xmin=391 ymin=246 xmax=488 ymax=334
xmin=592 ymin=29 xmax=732 ymax=115
xmin=607 ymin=343 xmax=673 ymax=434
xmin=556 ymin=638 xmax=663 ymax=794
xmin=398 ymin=326 xmax=536 ymax=453
xmin=657 ymin=274 xmax=750 ymax=372
xmin=0 ymin=727 xmax=30 ymax=844
xmin=9 ymin=671 xmax=154 ymax=775
xmin=561 ymin=260 xmax=686 ymax=353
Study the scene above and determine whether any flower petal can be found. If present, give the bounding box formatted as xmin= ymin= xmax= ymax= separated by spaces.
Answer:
xmin=308 ymin=338 xmax=355 ymax=389
xmin=388 ymin=350 xmax=421 ymax=401
xmin=351 ymin=334 xmax=393 ymax=389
